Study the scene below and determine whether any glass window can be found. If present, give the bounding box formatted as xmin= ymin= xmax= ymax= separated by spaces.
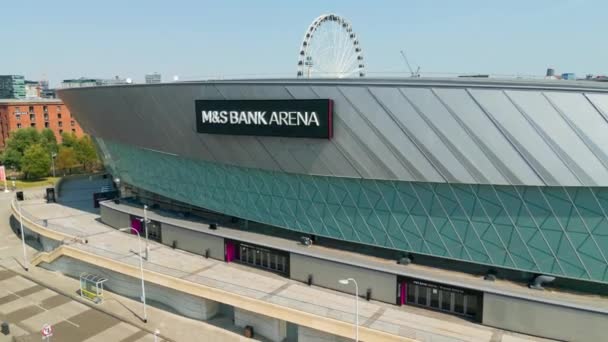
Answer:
xmin=15 ymin=114 xmax=20 ymax=121
xmin=29 ymin=114 xmax=35 ymax=121
xmin=45 ymin=122 xmax=49 ymax=128
xmin=454 ymin=293 xmax=465 ymax=314
xmin=407 ymin=283 xmax=415 ymax=303
xmin=28 ymin=106 xmax=34 ymax=112
xmin=417 ymin=286 xmax=428 ymax=306
xmin=71 ymin=128 xmax=76 ymax=133
xmin=43 ymin=105 xmax=48 ymax=112
xmin=58 ymin=121 xmax=63 ymax=127
xmin=59 ymin=129 xmax=63 ymax=134
xmin=56 ymin=106 xmax=61 ymax=111
xmin=17 ymin=123 xmax=21 ymax=128
xmin=270 ymin=254 xmax=277 ymax=269
xmin=58 ymin=113 xmax=62 ymax=119
xmin=430 ymin=288 xmax=440 ymax=308
xmin=44 ymin=114 xmax=49 ymax=121
xmin=30 ymin=123 xmax=35 ymax=127
xmin=466 ymin=294 xmax=478 ymax=316
xmin=71 ymin=120 xmax=75 ymax=126
xmin=441 ymin=292 xmax=452 ymax=311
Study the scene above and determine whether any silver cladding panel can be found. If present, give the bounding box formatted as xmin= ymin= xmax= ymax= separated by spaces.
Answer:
xmin=58 ymin=78 xmax=608 ymax=186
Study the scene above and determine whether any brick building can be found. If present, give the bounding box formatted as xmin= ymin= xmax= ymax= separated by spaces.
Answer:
xmin=0 ymin=99 xmax=84 ymax=148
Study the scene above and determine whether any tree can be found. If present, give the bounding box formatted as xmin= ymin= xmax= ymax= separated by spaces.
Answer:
xmin=40 ymin=129 xmax=58 ymax=154
xmin=60 ymin=132 xmax=78 ymax=148
xmin=21 ymin=144 xmax=51 ymax=180
xmin=6 ymin=128 xmax=41 ymax=154
xmin=2 ymin=128 xmax=41 ymax=171
xmin=2 ymin=148 xmax=22 ymax=170
xmin=74 ymin=136 xmax=98 ymax=171
xmin=55 ymin=146 xmax=78 ymax=174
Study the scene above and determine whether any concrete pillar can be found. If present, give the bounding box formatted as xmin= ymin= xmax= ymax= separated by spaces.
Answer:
xmin=234 ymin=308 xmax=286 ymax=342
xmin=197 ymin=298 xmax=219 ymax=320
xmin=298 ymin=326 xmax=354 ymax=342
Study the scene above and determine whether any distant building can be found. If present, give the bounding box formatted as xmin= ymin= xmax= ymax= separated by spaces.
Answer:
xmin=61 ymin=78 xmax=99 ymax=88
xmin=61 ymin=76 xmax=131 ymax=88
xmin=0 ymin=75 xmax=26 ymax=99
xmin=145 ymin=73 xmax=162 ymax=84
xmin=0 ymin=99 xmax=85 ymax=148
xmin=24 ymin=81 xmax=41 ymax=98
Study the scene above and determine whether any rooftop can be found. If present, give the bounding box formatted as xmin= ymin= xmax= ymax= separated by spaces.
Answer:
xmin=0 ymin=98 xmax=63 ymax=104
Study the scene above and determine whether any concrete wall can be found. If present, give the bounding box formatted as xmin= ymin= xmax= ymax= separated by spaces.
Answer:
xmin=100 ymin=204 xmax=130 ymax=229
xmin=43 ymin=256 xmax=220 ymax=321
xmin=234 ymin=308 xmax=287 ymax=342
xmin=161 ymin=222 xmax=225 ymax=260
xmin=290 ymin=253 xmax=397 ymax=304
xmin=483 ymin=292 xmax=608 ymax=342
xmin=298 ymin=326 xmax=353 ymax=342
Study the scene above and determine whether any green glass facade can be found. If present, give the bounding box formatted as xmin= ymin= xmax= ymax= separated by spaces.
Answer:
xmin=101 ymin=139 xmax=608 ymax=283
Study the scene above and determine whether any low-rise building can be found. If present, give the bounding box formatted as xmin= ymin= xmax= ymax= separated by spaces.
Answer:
xmin=0 ymin=99 xmax=84 ymax=148
xmin=145 ymin=73 xmax=162 ymax=84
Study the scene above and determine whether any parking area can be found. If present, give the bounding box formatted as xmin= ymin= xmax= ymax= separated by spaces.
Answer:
xmin=0 ymin=270 xmax=158 ymax=342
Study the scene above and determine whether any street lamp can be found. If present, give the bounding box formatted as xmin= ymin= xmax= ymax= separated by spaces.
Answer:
xmin=114 ymin=177 xmax=121 ymax=195
xmin=143 ymin=205 xmax=149 ymax=260
xmin=50 ymin=152 xmax=57 ymax=178
xmin=339 ymin=278 xmax=359 ymax=342
xmin=119 ymin=227 xmax=147 ymax=323
xmin=17 ymin=200 xmax=29 ymax=271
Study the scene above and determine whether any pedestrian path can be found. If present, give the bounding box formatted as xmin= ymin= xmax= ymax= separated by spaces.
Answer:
xmin=14 ymin=193 xmax=553 ymax=342
xmin=0 ymin=270 xmax=164 ymax=342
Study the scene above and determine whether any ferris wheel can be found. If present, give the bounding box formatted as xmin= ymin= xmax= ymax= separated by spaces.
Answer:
xmin=297 ymin=14 xmax=365 ymax=78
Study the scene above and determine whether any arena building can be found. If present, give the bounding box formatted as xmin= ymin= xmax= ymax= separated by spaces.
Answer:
xmin=58 ymin=78 xmax=608 ymax=341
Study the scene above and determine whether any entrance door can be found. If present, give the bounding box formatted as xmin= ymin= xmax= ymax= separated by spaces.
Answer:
xmin=130 ymin=217 xmax=142 ymax=235
xmin=399 ymin=280 xmax=407 ymax=305
xmin=225 ymin=241 xmax=235 ymax=262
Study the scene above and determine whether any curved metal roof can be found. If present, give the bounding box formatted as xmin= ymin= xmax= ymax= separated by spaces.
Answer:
xmin=59 ymin=79 xmax=608 ymax=187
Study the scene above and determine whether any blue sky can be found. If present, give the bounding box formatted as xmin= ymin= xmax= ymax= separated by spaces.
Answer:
xmin=0 ymin=0 xmax=605 ymax=86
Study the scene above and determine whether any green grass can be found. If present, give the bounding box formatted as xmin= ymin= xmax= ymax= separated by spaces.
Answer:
xmin=11 ymin=177 xmax=60 ymax=189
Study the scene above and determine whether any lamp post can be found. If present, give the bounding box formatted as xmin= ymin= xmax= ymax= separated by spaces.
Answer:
xmin=119 ymin=227 xmax=147 ymax=323
xmin=143 ymin=205 xmax=149 ymax=260
xmin=50 ymin=152 xmax=57 ymax=178
xmin=114 ymin=177 xmax=121 ymax=196
xmin=339 ymin=278 xmax=359 ymax=342
xmin=17 ymin=200 xmax=29 ymax=271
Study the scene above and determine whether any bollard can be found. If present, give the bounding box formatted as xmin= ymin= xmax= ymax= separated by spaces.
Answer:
xmin=1 ymin=321 xmax=9 ymax=335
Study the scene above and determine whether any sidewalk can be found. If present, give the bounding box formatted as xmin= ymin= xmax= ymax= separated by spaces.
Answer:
xmin=11 ymin=182 xmax=552 ymax=342
xmin=0 ymin=190 xmax=254 ymax=342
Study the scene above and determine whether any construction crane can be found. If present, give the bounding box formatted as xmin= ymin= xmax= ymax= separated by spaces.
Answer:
xmin=400 ymin=50 xmax=420 ymax=78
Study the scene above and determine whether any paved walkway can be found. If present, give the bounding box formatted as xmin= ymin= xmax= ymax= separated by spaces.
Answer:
xmin=0 ymin=189 xmax=254 ymax=342
xmin=12 ymin=178 xmax=553 ymax=342
xmin=0 ymin=269 xmax=156 ymax=342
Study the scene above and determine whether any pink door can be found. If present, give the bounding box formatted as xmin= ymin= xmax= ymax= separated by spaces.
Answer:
xmin=400 ymin=280 xmax=407 ymax=305
xmin=130 ymin=217 xmax=142 ymax=235
xmin=225 ymin=241 xmax=235 ymax=262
